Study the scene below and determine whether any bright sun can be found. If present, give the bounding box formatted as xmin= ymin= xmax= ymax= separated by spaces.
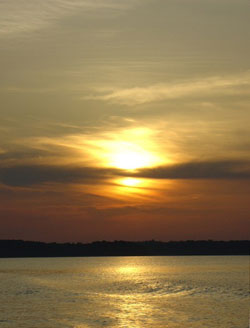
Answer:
xmin=86 ymin=128 xmax=167 ymax=171
xmin=112 ymin=149 xmax=152 ymax=170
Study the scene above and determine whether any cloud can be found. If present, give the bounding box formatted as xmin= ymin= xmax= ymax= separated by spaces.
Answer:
xmin=134 ymin=160 xmax=250 ymax=180
xmin=0 ymin=160 xmax=249 ymax=188
xmin=0 ymin=165 xmax=120 ymax=187
xmin=90 ymin=72 xmax=250 ymax=105
xmin=0 ymin=0 xmax=139 ymax=37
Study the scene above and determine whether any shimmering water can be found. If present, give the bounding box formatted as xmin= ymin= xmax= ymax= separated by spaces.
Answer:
xmin=0 ymin=256 xmax=249 ymax=327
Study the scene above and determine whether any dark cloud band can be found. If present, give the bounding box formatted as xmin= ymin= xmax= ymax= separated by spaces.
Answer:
xmin=0 ymin=165 xmax=119 ymax=187
xmin=0 ymin=160 xmax=249 ymax=187
xmin=135 ymin=161 xmax=250 ymax=180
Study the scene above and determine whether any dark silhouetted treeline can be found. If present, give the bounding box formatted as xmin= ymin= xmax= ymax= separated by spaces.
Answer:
xmin=0 ymin=240 xmax=249 ymax=257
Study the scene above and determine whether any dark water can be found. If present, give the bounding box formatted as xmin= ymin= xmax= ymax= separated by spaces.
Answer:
xmin=0 ymin=256 xmax=249 ymax=327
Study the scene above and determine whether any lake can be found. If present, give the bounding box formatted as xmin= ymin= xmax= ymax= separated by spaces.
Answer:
xmin=0 ymin=256 xmax=248 ymax=327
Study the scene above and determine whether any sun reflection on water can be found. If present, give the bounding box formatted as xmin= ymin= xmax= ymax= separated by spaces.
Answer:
xmin=117 ymin=265 xmax=141 ymax=275
xmin=116 ymin=295 xmax=153 ymax=328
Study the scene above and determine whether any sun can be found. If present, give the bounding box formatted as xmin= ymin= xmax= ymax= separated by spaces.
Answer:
xmin=112 ymin=148 xmax=152 ymax=170
xmin=85 ymin=128 xmax=167 ymax=171
xmin=105 ymin=139 xmax=159 ymax=170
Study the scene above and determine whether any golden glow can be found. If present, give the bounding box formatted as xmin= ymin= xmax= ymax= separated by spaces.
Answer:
xmin=73 ymin=177 xmax=175 ymax=208
xmin=63 ymin=127 xmax=174 ymax=202
xmin=119 ymin=177 xmax=141 ymax=187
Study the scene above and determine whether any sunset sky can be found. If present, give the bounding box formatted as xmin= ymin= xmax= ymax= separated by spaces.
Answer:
xmin=0 ymin=0 xmax=249 ymax=242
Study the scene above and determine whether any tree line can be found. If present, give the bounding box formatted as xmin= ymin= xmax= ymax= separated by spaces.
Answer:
xmin=0 ymin=239 xmax=249 ymax=257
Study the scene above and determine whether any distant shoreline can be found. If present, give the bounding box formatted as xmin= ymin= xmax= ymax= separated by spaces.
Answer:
xmin=0 ymin=240 xmax=249 ymax=258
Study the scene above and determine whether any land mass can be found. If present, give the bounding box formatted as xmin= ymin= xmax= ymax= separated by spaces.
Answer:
xmin=0 ymin=240 xmax=249 ymax=257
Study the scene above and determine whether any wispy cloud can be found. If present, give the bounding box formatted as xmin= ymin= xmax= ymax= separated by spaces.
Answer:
xmin=89 ymin=72 xmax=250 ymax=105
xmin=0 ymin=0 xmax=139 ymax=37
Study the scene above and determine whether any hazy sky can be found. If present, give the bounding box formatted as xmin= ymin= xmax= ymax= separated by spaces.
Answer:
xmin=0 ymin=0 xmax=249 ymax=242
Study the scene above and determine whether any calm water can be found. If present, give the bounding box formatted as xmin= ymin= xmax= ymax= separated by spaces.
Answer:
xmin=0 ymin=256 xmax=249 ymax=327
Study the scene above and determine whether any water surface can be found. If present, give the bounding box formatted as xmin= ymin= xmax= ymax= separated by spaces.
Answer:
xmin=0 ymin=256 xmax=249 ymax=327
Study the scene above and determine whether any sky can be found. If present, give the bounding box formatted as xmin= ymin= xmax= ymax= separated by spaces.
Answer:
xmin=0 ymin=0 xmax=250 ymax=242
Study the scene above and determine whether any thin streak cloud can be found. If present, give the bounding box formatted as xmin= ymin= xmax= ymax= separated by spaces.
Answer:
xmin=0 ymin=0 xmax=139 ymax=37
xmin=90 ymin=72 xmax=250 ymax=106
